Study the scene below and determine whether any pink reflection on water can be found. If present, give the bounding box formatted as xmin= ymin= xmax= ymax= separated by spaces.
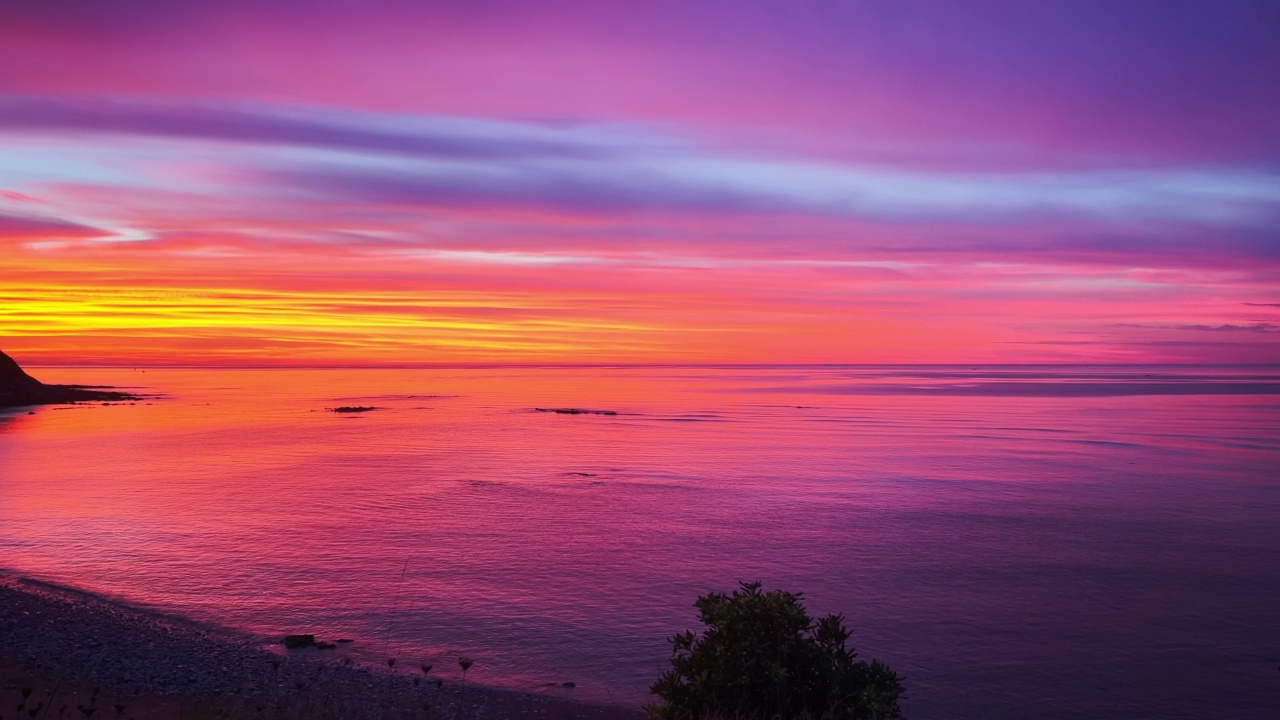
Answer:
xmin=2 ymin=366 xmax=1278 ymax=718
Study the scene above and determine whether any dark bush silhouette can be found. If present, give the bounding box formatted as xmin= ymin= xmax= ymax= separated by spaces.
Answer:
xmin=649 ymin=582 xmax=904 ymax=720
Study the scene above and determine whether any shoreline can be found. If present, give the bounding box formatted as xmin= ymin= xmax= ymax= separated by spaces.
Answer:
xmin=1 ymin=572 xmax=645 ymax=720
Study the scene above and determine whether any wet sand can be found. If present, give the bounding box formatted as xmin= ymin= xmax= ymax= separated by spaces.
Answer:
xmin=0 ymin=573 xmax=646 ymax=720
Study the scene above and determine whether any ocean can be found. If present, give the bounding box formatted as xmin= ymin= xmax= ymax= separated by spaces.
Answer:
xmin=2 ymin=365 xmax=1277 ymax=718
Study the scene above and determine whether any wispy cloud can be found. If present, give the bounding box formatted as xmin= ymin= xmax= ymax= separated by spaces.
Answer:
xmin=0 ymin=95 xmax=636 ymax=162
xmin=1115 ymin=322 xmax=1279 ymax=333
xmin=5 ymin=94 xmax=1277 ymax=232
xmin=0 ymin=212 xmax=108 ymax=241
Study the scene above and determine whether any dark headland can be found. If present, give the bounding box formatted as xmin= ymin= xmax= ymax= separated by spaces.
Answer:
xmin=0 ymin=349 xmax=139 ymax=408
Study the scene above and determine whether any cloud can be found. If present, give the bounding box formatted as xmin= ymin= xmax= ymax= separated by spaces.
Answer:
xmin=4 ymin=94 xmax=1277 ymax=227
xmin=0 ymin=189 xmax=43 ymax=203
xmin=1114 ymin=322 xmax=1279 ymax=334
xmin=3 ymin=1 xmax=1278 ymax=167
xmin=0 ymin=212 xmax=107 ymax=241
xmin=266 ymin=153 xmax=1280 ymax=229
xmin=0 ymin=95 xmax=631 ymax=162
xmin=270 ymin=165 xmax=790 ymax=217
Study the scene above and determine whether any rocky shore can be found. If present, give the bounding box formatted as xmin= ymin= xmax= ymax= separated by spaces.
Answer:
xmin=0 ymin=349 xmax=140 ymax=408
xmin=0 ymin=574 xmax=644 ymax=720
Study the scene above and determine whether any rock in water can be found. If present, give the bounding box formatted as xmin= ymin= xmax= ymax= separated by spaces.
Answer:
xmin=533 ymin=407 xmax=619 ymax=416
xmin=282 ymin=634 xmax=316 ymax=649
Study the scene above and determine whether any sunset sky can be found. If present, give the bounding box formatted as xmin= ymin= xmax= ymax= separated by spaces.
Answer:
xmin=2 ymin=0 xmax=1277 ymax=365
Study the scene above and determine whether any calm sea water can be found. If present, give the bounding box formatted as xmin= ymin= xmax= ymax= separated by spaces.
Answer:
xmin=2 ymin=365 xmax=1278 ymax=718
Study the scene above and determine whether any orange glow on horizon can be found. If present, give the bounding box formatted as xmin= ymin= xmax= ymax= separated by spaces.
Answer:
xmin=5 ymin=234 xmax=1278 ymax=366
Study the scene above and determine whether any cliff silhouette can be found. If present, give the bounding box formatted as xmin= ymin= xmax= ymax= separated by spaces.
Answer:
xmin=0 ymin=349 xmax=137 ymax=408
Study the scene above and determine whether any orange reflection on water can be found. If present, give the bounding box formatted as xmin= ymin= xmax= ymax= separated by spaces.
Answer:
xmin=2 ymin=365 xmax=1278 ymax=713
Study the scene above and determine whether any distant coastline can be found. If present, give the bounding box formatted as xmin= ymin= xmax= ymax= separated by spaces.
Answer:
xmin=0 ymin=349 xmax=141 ymax=408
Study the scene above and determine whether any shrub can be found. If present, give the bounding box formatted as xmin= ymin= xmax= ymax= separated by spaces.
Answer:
xmin=648 ymin=582 xmax=904 ymax=720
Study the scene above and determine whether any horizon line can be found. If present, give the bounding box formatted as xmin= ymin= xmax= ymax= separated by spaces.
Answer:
xmin=21 ymin=361 xmax=1280 ymax=370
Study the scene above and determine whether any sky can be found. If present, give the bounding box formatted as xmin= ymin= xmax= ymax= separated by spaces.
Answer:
xmin=1 ymin=0 xmax=1278 ymax=365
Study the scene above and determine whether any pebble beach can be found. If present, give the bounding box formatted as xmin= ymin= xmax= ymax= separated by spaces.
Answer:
xmin=0 ymin=573 xmax=646 ymax=720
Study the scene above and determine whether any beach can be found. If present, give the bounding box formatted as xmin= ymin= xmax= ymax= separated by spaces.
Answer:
xmin=1 ymin=573 xmax=645 ymax=720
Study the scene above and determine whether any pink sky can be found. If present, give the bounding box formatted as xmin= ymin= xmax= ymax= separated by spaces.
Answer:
xmin=1 ymin=0 xmax=1277 ymax=364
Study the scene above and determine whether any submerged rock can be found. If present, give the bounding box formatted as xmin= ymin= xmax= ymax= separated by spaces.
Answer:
xmin=533 ymin=408 xmax=618 ymax=416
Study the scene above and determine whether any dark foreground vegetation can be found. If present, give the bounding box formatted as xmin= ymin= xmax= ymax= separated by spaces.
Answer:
xmin=649 ymin=583 xmax=903 ymax=720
